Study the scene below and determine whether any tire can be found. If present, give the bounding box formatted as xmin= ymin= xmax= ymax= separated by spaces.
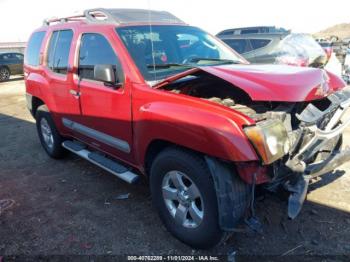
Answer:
xmin=35 ymin=105 xmax=66 ymax=159
xmin=0 ymin=67 xmax=10 ymax=82
xmin=150 ymin=147 xmax=225 ymax=249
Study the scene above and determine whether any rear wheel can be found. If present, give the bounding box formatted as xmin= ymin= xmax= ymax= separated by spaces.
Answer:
xmin=0 ymin=67 xmax=10 ymax=81
xmin=150 ymin=147 xmax=225 ymax=249
xmin=35 ymin=105 xmax=66 ymax=159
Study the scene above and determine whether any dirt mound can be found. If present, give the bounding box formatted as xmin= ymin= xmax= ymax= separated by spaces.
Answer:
xmin=314 ymin=23 xmax=350 ymax=40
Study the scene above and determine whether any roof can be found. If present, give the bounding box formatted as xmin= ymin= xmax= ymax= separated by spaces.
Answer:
xmin=43 ymin=8 xmax=186 ymax=26
xmin=217 ymin=26 xmax=290 ymax=36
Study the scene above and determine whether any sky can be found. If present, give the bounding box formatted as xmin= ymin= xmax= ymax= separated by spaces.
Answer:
xmin=0 ymin=0 xmax=349 ymax=42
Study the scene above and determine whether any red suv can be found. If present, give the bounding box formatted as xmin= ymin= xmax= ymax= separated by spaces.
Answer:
xmin=24 ymin=8 xmax=350 ymax=249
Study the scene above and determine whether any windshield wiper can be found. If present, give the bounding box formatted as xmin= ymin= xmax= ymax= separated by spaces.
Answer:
xmin=187 ymin=58 xmax=241 ymax=64
xmin=146 ymin=63 xmax=193 ymax=69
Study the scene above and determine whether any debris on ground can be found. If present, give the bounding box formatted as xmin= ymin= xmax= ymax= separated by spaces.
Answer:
xmin=0 ymin=199 xmax=15 ymax=216
xmin=114 ymin=193 xmax=130 ymax=200
xmin=105 ymin=193 xmax=130 ymax=205
xmin=281 ymin=244 xmax=303 ymax=256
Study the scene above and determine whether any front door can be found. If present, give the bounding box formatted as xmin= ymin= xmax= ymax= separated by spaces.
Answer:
xmin=69 ymin=32 xmax=133 ymax=162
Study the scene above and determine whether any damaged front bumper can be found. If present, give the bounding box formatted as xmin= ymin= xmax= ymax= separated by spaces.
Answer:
xmin=287 ymin=88 xmax=350 ymax=175
xmin=284 ymin=88 xmax=350 ymax=218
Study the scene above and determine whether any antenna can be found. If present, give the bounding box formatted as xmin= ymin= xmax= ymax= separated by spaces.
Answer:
xmin=147 ymin=0 xmax=157 ymax=82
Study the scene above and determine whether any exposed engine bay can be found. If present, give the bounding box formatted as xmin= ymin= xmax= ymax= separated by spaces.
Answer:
xmin=161 ymin=71 xmax=350 ymax=218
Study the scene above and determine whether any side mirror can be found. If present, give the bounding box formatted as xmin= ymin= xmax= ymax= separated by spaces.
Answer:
xmin=94 ymin=64 xmax=119 ymax=87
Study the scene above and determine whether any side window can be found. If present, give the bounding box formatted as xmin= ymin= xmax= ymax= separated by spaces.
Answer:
xmin=241 ymin=29 xmax=259 ymax=34
xmin=25 ymin=31 xmax=46 ymax=66
xmin=1 ymin=54 xmax=10 ymax=60
xmin=78 ymin=33 xmax=123 ymax=83
xmin=222 ymin=39 xmax=251 ymax=54
xmin=46 ymin=30 xmax=73 ymax=74
xmin=249 ymin=39 xmax=271 ymax=50
xmin=15 ymin=54 xmax=24 ymax=61
xmin=47 ymin=31 xmax=59 ymax=70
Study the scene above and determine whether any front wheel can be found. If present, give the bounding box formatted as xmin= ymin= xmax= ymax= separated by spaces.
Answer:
xmin=150 ymin=148 xmax=225 ymax=249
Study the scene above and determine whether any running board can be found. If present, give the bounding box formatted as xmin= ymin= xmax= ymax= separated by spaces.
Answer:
xmin=62 ymin=140 xmax=139 ymax=184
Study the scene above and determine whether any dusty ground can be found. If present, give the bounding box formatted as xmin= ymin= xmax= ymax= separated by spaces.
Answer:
xmin=0 ymin=78 xmax=350 ymax=259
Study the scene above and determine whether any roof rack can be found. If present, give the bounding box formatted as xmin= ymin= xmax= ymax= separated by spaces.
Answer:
xmin=43 ymin=14 xmax=84 ymax=26
xmin=43 ymin=8 xmax=186 ymax=26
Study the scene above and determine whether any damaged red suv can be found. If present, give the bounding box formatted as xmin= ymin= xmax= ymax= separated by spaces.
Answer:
xmin=24 ymin=8 xmax=349 ymax=248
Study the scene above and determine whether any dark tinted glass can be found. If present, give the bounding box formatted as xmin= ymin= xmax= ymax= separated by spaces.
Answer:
xmin=241 ymin=29 xmax=259 ymax=34
xmin=47 ymin=31 xmax=59 ymax=70
xmin=218 ymin=30 xmax=234 ymax=36
xmin=78 ymin=33 xmax=123 ymax=82
xmin=47 ymin=30 xmax=73 ymax=74
xmin=15 ymin=54 xmax=24 ymax=61
xmin=0 ymin=54 xmax=10 ymax=60
xmin=250 ymin=39 xmax=271 ymax=50
xmin=319 ymin=42 xmax=332 ymax=47
xmin=222 ymin=39 xmax=251 ymax=54
xmin=26 ymin=31 xmax=46 ymax=66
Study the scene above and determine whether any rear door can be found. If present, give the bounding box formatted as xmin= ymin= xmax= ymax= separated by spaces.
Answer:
xmin=13 ymin=53 xmax=24 ymax=74
xmin=43 ymin=29 xmax=81 ymax=133
xmin=5 ymin=53 xmax=23 ymax=74
xmin=70 ymin=32 xmax=133 ymax=162
xmin=1 ymin=54 xmax=17 ymax=73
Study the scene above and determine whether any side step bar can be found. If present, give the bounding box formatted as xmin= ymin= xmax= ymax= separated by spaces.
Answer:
xmin=62 ymin=141 xmax=139 ymax=184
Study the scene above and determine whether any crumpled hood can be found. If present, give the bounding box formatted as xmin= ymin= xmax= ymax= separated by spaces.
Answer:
xmin=198 ymin=64 xmax=346 ymax=102
xmin=156 ymin=64 xmax=346 ymax=102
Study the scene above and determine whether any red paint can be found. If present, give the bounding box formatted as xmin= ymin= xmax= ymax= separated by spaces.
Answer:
xmin=24 ymin=21 xmax=346 ymax=185
xmin=197 ymin=64 xmax=344 ymax=102
xmin=235 ymin=162 xmax=270 ymax=184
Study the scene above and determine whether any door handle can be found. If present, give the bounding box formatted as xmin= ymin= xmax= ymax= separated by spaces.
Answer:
xmin=69 ymin=89 xmax=80 ymax=97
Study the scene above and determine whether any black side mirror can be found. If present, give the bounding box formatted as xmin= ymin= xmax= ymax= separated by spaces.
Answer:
xmin=94 ymin=64 xmax=121 ymax=88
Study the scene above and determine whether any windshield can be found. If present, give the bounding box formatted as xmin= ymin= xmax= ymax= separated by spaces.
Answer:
xmin=116 ymin=25 xmax=245 ymax=83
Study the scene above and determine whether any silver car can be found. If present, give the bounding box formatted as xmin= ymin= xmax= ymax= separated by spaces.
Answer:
xmin=217 ymin=26 xmax=327 ymax=67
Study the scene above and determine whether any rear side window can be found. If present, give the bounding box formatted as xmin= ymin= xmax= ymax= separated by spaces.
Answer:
xmin=241 ymin=29 xmax=259 ymax=34
xmin=78 ymin=33 xmax=123 ymax=83
xmin=25 ymin=31 xmax=46 ymax=66
xmin=47 ymin=30 xmax=73 ymax=74
xmin=15 ymin=54 xmax=24 ymax=60
xmin=249 ymin=39 xmax=271 ymax=50
xmin=222 ymin=39 xmax=251 ymax=54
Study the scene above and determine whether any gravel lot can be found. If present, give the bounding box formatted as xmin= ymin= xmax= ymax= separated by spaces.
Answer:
xmin=1 ymin=78 xmax=350 ymax=259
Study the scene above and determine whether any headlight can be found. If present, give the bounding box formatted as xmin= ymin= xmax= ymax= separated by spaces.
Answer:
xmin=244 ymin=119 xmax=290 ymax=165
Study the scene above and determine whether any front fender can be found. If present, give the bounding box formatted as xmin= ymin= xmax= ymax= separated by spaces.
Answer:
xmin=134 ymin=101 xmax=259 ymax=166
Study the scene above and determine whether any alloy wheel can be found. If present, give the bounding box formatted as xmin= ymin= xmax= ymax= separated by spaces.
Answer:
xmin=162 ymin=170 xmax=204 ymax=228
xmin=0 ymin=68 xmax=10 ymax=81
xmin=40 ymin=118 xmax=54 ymax=149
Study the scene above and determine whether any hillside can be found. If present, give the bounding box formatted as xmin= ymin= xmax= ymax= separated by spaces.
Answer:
xmin=314 ymin=23 xmax=350 ymax=40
